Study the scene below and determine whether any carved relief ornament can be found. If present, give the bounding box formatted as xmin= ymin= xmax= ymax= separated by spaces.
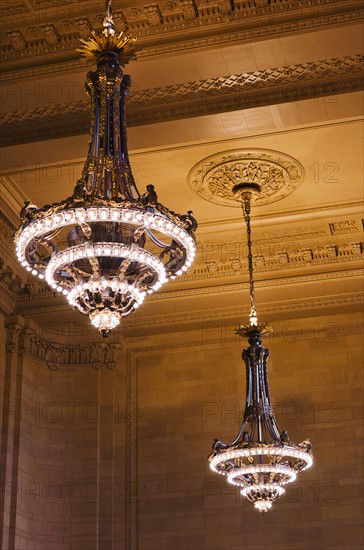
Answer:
xmin=188 ymin=149 xmax=305 ymax=207
xmin=4 ymin=322 xmax=120 ymax=370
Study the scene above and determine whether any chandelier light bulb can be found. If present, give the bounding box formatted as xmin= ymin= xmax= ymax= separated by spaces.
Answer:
xmin=254 ymin=501 xmax=272 ymax=514
xmin=14 ymin=1 xmax=197 ymax=336
xmin=90 ymin=308 xmax=121 ymax=337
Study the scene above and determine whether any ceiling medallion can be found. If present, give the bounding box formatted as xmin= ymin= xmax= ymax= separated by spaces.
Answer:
xmin=205 ymin=182 xmax=313 ymax=513
xmin=188 ymin=149 xmax=304 ymax=207
xmin=14 ymin=1 xmax=197 ymax=337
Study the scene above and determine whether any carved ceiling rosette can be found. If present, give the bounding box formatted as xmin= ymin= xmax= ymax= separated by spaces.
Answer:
xmin=188 ymin=149 xmax=305 ymax=207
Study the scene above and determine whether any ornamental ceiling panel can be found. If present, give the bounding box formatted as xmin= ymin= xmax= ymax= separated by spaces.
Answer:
xmin=1 ymin=53 xmax=362 ymax=146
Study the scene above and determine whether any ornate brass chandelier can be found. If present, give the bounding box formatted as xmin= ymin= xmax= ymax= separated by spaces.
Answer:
xmin=14 ymin=1 xmax=196 ymax=337
xmin=208 ymin=183 xmax=313 ymax=514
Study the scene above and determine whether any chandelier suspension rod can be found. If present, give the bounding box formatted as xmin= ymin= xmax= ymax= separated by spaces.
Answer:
xmin=241 ymin=194 xmax=257 ymax=324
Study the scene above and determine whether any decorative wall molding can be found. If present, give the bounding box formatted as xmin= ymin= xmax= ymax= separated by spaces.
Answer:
xmin=156 ymin=267 xmax=364 ymax=299
xmin=0 ymin=214 xmax=16 ymax=257
xmin=4 ymin=320 xmax=120 ymax=370
xmin=14 ymin=270 xmax=364 ymax=321
xmin=184 ymin=237 xmax=364 ymax=281
xmin=0 ymin=213 xmax=29 ymax=303
xmin=0 ymin=259 xmax=26 ymax=297
xmin=0 ymin=54 xmax=364 ymax=146
xmin=1 ymin=0 xmax=362 ymax=77
xmin=1 ymin=54 xmax=363 ymax=146
xmin=329 ymin=219 xmax=362 ymax=235
xmin=197 ymin=192 xmax=364 ymax=228
xmin=123 ymin=291 xmax=364 ymax=332
xmin=4 ymin=322 xmax=23 ymax=353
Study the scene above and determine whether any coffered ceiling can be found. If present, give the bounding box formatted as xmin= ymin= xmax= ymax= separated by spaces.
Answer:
xmin=0 ymin=0 xmax=363 ymax=335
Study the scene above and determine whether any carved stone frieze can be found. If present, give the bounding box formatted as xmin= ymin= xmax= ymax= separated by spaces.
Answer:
xmin=0 ymin=1 xmax=27 ymax=18
xmin=40 ymin=24 xmax=61 ymax=45
xmin=0 ymin=0 xmax=362 ymax=80
xmin=5 ymin=321 xmax=22 ymax=353
xmin=0 ymin=214 xmax=34 ymax=301
xmin=4 ymin=322 xmax=121 ymax=370
xmin=188 ymin=149 xmax=305 ymax=207
xmin=43 ymin=321 xmax=123 ymax=345
xmin=73 ymin=17 xmax=93 ymax=38
xmin=329 ymin=220 xmax=362 ymax=235
xmin=29 ymin=0 xmax=70 ymax=7
xmin=184 ymin=238 xmax=363 ymax=280
xmin=10 ymin=235 xmax=362 ymax=306
xmin=0 ymin=213 xmax=16 ymax=252
xmin=7 ymin=30 xmax=27 ymax=51
xmin=0 ymin=258 xmax=27 ymax=297
xmin=1 ymin=54 xmax=362 ymax=146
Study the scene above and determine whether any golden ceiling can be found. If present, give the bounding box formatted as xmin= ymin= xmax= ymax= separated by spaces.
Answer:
xmin=0 ymin=0 xmax=363 ymax=334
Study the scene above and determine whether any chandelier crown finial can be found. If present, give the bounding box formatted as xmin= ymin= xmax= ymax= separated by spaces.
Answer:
xmin=103 ymin=0 xmax=116 ymax=37
xmin=76 ymin=0 xmax=140 ymax=66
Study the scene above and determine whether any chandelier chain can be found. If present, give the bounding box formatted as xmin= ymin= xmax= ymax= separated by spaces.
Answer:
xmin=242 ymin=196 xmax=257 ymax=324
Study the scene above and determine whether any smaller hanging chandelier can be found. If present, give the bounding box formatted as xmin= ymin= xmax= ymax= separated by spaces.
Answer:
xmin=208 ymin=182 xmax=313 ymax=514
xmin=14 ymin=1 xmax=197 ymax=336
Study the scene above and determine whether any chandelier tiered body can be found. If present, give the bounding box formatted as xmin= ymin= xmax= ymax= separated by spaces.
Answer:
xmin=208 ymin=185 xmax=312 ymax=513
xmin=14 ymin=3 xmax=196 ymax=336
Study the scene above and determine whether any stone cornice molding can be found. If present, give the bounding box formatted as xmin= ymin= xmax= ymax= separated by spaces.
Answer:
xmin=34 ymin=292 xmax=363 ymax=340
xmin=0 ymin=261 xmax=25 ymax=299
xmin=124 ymin=315 xmax=364 ymax=355
xmin=199 ymin=200 xmax=364 ymax=228
xmin=4 ymin=317 xmax=121 ymax=370
xmin=1 ymin=54 xmax=363 ymax=146
xmin=14 ymin=269 xmax=364 ymax=319
xmin=0 ymin=175 xmax=28 ymax=227
xmin=1 ymin=0 xmax=362 ymax=77
xmin=154 ymin=268 xmax=364 ymax=299
xmin=0 ymin=213 xmax=32 ymax=310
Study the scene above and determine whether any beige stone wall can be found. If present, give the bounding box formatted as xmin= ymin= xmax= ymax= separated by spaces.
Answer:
xmin=0 ymin=310 xmax=363 ymax=549
xmin=131 ymin=311 xmax=363 ymax=550
xmin=0 ymin=320 xmax=128 ymax=549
